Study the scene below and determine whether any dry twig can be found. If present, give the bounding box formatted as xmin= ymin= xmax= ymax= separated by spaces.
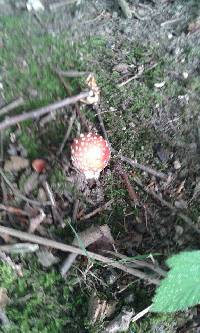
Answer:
xmin=0 ymin=97 xmax=24 ymax=117
xmin=116 ymin=165 xmax=139 ymax=206
xmin=79 ymin=200 xmax=113 ymax=221
xmin=57 ymin=112 xmax=76 ymax=155
xmin=112 ymin=149 xmax=167 ymax=180
xmin=133 ymin=176 xmax=200 ymax=235
xmin=0 ymin=92 xmax=90 ymax=131
xmin=0 ymin=226 xmax=159 ymax=285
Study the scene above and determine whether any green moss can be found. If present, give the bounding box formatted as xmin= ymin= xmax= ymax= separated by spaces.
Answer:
xmin=131 ymin=313 xmax=176 ymax=333
xmin=0 ymin=260 xmax=88 ymax=333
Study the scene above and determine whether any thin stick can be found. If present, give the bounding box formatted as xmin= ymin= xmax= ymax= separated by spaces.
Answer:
xmin=55 ymin=69 xmax=90 ymax=131
xmin=117 ymin=63 xmax=157 ymax=88
xmin=94 ymin=105 xmax=109 ymax=142
xmin=131 ymin=305 xmax=151 ymax=323
xmin=0 ymin=226 xmax=159 ymax=285
xmin=57 ymin=112 xmax=76 ymax=155
xmin=79 ymin=200 xmax=113 ymax=221
xmin=0 ymin=203 xmax=29 ymax=216
xmin=133 ymin=176 xmax=200 ymax=234
xmin=0 ymin=97 xmax=24 ymax=117
xmin=0 ymin=168 xmax=51 ymax=207
xmin=112 ymin=149 xmax=167 ymax=180
xmin=106 ymin=250 xmax=166 ymax=277
xmin=55 ymin=69 xmax=92 ymax=78
xmin=0 ymin=92 xmax=90 ymax=131
xmin=116 ymin=165 xmax=139 ymax=206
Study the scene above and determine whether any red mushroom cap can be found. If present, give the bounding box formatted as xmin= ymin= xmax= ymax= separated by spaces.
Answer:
xmin=32 ymin=159 xmax=46 ymax=173
xmin=71 ymin=133 xmax=111 ymax=179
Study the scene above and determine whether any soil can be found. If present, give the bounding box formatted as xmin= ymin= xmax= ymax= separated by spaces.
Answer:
xmin=1 ymin=0 xmax=200 ymax=332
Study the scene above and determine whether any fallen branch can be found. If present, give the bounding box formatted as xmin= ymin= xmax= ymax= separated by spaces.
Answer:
xmin=0 ymin=91 xmax=90 ymax=131
xmin=0 ymin=97 xmax=24 ymax=117
xmin=0 ymin=226 xmax=159 ymax=285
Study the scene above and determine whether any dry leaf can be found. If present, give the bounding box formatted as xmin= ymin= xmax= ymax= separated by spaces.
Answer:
xmin=82 ymin=74 xmax=100 ymax=104
xmin=37 ymin=250 xmax=59 ymax=267
xmin=0 ymin=288 xmax=10 ymax=309
xmin=103 ymin=307 xmax=134 ymax=333
xmin=4 ymin=156 xmax=29 ymax=172
xmin=23 ymin=172 xmax=39 ymax=195
xmin=88 ymin=293 xmax=117 ymax=323
xmin=29 ymin=209 xmax=46 ymax=233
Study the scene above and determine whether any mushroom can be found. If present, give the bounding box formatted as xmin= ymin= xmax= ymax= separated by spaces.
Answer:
xmin=32 ymin=159 xmax=46 ymax=173
xmin=71 ymin=133 xmax=111 ymax=179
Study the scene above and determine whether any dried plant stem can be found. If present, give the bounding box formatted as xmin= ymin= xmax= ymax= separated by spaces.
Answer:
xmin=0 ymin=226 xmax=159 ymax=285
xmin=0 ymin=92 xmax=90 ymax=131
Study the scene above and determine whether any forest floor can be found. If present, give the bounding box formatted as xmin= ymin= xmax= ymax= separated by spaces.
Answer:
xmin=0 ymin=0 xmax=200 ymax=332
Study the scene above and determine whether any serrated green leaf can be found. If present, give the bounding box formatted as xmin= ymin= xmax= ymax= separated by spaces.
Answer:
xmin=151 ymin=251 xmax=200 ymax=313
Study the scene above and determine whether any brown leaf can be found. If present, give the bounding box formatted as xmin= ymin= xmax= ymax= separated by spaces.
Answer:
xmin=4 ymin=156 xmax=29 ymax=172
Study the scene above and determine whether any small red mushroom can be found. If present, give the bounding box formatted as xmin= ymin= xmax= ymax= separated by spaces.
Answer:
xmin=32 ymin=159 xmax=46 ymax=173
xmin=71 ymin=133 xmax=111 ymax=179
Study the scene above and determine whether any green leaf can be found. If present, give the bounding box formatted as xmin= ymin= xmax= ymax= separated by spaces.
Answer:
xmin=151 ymin=251 xmax=200 ymax=312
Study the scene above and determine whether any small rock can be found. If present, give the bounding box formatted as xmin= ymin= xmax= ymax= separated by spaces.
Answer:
xmin=174 ymin=160 xmax=181 ymax=170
